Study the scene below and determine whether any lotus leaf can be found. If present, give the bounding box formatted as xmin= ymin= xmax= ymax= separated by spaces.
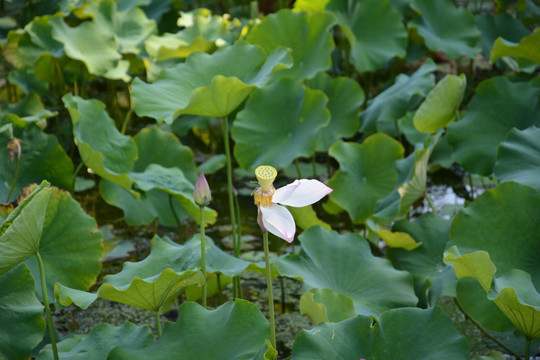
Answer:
xmin=246 ymin=9 xmax=336 ymax=80
xmin=50 ymin=16 xmax=124 ymax=77
xmin=4 ymin=91 xmax=56 ymax=121
xmin=327 ymin=0 xmax=407 ymax=72
xmin=408 ymin=0 xmax=481 ymax=59
xmin=387 ymin=213 xmax=456 ymax=304
xmin=277 ymin=226 xmax=417 ymax=317
xmin=0 ymin=123 xmax=73 ymax=202
xmin=128 ymin=164 xmax=217 ymax=225
xmin=359 ymin=58 xmax=436 ymax=134
xmin=0 ymin=264 xmax=46 ymax=360
xmin=491 ymin=27 xmax=540 ymax=65
xmin=300 ymin=288 xmax=357 ymax=324
xmin=308 ymin=72 xmax=365 ymax=151
xmin=0 ymin=181 xmax=50 ymax=275
xmin=447 ymin=77 xmax=540 ymax=176
xmin=475 ymin=13 xmax=530 ymax=58
xmin=232 ymin=77 xmax=330 ymax=169
xmin=37 ymin=322 xmax=155 ymax=360
xmin=495 ymin=126 xmax=540 ymax=191
xmin=413 ymin=74 xmax=466 ymax=134
xmin=63 ymin=93 xmax=138 ymax=192
xmin=131 ymin=41 xmax=293 ymax=123
xmin=328 ymin=135 xmax=404 ymax=223
xmin=57 ymin=235 xmax=204 ymax=310
xmin=293 ymin=0 xmax=329 ymax=12
xmin=84 ymin=0 xmax=156 ymax=55
xmin=108 ymin=300 xmax=274 ymax=360
xmin=287 ymin=205 xmax=331 ymax=232
xmin=449 ymin=182 xmax=540 ymax=287
xmin=21 ymin=186 xmax=103 ymax=302
xmin=292 ymin=307 xmax=469 ymax=359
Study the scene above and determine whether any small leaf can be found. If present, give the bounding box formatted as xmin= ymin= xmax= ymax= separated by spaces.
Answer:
xmin=300 ymin=288 xmax=357 ymax=324
xmin=491 ymin=27 xmax=540 ymax=65
xmin=376 ymin=229 xmax=421 ymax=250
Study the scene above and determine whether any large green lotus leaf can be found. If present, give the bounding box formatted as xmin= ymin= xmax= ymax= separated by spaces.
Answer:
xmin=491 ymin=27 xmax=540 ymax=65
xmin=128 ymin=164 xmax=217 ymax=225
xmin=475 ymin=13 xmax=530 ymax=58
xmin=99 ymin=180 xmax=189 ymax=226
xmin=232 ymin=77 xmax=330 ymax=169
xmin=145 ymin=9 xmax=229 ymax=61
xmin=488 ymin=269 xmax=540 ymax=338
xmin=49 ymin=16 xmax=124 ymax=77
xmin=24 ymin=186 xmax=104 ymax=302
xmin=63 ymin=93 xmax=137 ymax=192
xmin=246 ymin=9 xmax=336 ymax=80
xmin=0 ymin=123 xmax=74 ymax=202
xmin=495 ymin=126 xmax=540 ymax=191
xmin=293 ymin=0 xmax=329 ymax=12
xmin=387 ymin=213 xmax=456 ymax=303
xmin=4 ymin=15 xmax=64 ymax=67
xmin=450 ymin=182 xmax=540 ymax=286
xmin=327 ymin=0 xmax=408 ymax=72
xmin=292 ymin=307 xmax=468 ymax=359
xmin=0 ymin=181 xmax=50 ymax=275
xmin=447 ymin=77 xmax=540 ymax=176
xmin=84 ymin=0 xmax=156 ymax=55
xmin=108 ymin=300 xmax=274 ymax=360
xmin=457 ymin=277 xmax=516 ymax=332
xmin=132 ymin=126 xmax=197 ymax=183
xmin=413 ymin=74 xmax=467 ymax=133
xmin=37 ymin=322 xmax=155 ymax=360
xmin=408 ymin=0 xmax=481 ymax=59
xmin=3 ymin=91 xmax=57 ymax=122
xmin=8 ymin=67 xmax=48 ymax=95
xmin=132 ymin=41 xmax=293 ymax=123
xmin=277 ymin=226 xmax=417 ymax=317
xmin=328 ymin=135 xmax=404 ymax=223
xmin=0 ymin=264 xmax=45 ymax=360
xmin=308 ymin=72 xmax=365 ymax=151
xmin=300 ymin=288 xmax=357 ymax=324
xmin=57 ymin=235 xmax=204 ymax=311
xmin=359 ymin=58 xmax=436 ymax=134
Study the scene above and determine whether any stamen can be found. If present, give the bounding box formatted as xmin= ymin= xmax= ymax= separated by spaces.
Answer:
xmin=254 ymin=187 xmax=275 ymax=207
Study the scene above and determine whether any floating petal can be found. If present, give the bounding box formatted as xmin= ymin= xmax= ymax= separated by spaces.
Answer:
xmin=273 ymin=179 xmax=333 ymax=207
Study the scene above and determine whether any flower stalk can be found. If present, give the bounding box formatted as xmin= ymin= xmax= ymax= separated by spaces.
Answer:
xmin=36 ymin=251 xmax=59 ymax=360
xmin=263 ymin=230 xmax=276 ymax=349
xmin=194 ymin=172 xmax=211 ymax=308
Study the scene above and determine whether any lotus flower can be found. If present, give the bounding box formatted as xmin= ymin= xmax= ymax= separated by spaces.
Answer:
xmin=254 ymin=165 xmax=333 ymax=242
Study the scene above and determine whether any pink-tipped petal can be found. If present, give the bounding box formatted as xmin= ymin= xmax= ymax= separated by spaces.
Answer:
xmin=259 ymin=204 xmax=296 ymax=243
xmin=272 ymin=179 xmax=333 ymax=207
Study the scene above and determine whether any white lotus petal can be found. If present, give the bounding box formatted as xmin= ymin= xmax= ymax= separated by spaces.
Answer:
xmin=272 ymin=179 xmax=333 ymax=207
xmin=260 ymin=203 xmax=296 ymax=243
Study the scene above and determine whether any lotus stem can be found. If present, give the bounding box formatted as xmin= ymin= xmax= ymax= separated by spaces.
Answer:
xmin=6 ymin=155 xmax=19 ymax=202
xmin=200 ymin=205 xmax=207 ymax=308
xmin=220 ymin=117 xmax=240 ymax=298
xmin=525 ymin=337 xmax=531 ymax=360
xmin=263 ymin=231 xmax=276 ymax=349
xmin=169 ymin=194 xmax=181 ymax=232
xmin=294 ymin=158 xmax=302 ymax=178
xmin=233 ymin=190 xmax=242 ymax=296
xmin=36 ymin=251 xmax=59 ymax=360
xmin=425 ymin=193 xmax=437 ymax=214
xmin=155 ymin=310 xmax=162 ymax=338
xmin=121 ymin=85 xmax=134 ymax=135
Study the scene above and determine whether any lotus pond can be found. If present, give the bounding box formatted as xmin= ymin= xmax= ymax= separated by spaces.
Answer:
xmin=1 ymin=0 xmax=540 ymax=359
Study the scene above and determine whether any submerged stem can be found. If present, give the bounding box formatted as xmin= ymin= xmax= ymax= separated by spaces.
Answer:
xmin=36 ymin=251 xmax=59 ymax=360
xmin=6 ymin=156 xmax=19 ymax=202
xmin=263 ymin=231 xmax=276 ymax=349
xmin=155 ymin=310 xmax=162 ymax=338
xmin=221 ymin=117 xmax=240 ymax=298
xmin=200 ymin=205 xmax=207 ymax=308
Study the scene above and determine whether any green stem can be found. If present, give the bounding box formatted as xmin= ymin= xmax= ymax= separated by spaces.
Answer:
xmin=36 ymin=252 xmax=59 ymax=360
xmin=121 ymin=85 xmax=134 ymax=135
xmin=71 ymin=162 xmax=84 ymax=193
xmin=168 ymin=195 xmax=181 ymax=231
xmin=221 ymin=118 xmax=239 ymax=298
xmin=200 ymin=205 xmax=207 ymax=308
xmin=525 ymin=337 xmax=531 ymax=360
xmin=454 ymin=298 xmax=522 ymax=360
xmin=312 ymin=155 xmax=317 ymax=177
xmin=6 ymin=156 xmax=19 ymax=202
xmin=263 ymin=231 xmax=277 ymax=349
xmin=425 ymin=192 xmax=437 ymax=214
xmin=155 ymin=310 xmax=162 ymax=338
xmin=468 ymin=173 xmax=475 ymax=200
xmin=294 ymin=158 xmax=303 ymax=178
xmin=233 ymin=190 xmax=242 ymax=298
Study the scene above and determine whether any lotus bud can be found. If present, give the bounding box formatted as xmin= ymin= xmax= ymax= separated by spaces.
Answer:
xmin=194 ymin=172 xmax=211 ymax=206
xmin=7 ymin=138 xmax=22 ymax=163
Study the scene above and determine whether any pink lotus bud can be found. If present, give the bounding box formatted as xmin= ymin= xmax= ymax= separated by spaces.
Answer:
xmin=194 ymin=172 xmax=211 ymax=206
xmin=7 ymin=138 xmax=22 ymax=162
